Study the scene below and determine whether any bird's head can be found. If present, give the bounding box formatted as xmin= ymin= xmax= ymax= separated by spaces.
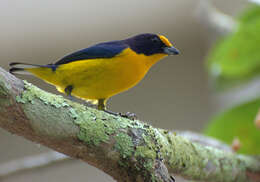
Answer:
xmin=124 ymin=33 xmax=179 ymax=56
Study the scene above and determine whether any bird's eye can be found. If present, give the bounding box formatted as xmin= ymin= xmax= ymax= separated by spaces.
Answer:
xmin=151 ymin=37 xmax=160 ymax=43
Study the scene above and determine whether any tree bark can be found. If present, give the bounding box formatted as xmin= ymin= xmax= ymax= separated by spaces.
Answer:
xmin=0 ymin=67 xmax=259 ymax=182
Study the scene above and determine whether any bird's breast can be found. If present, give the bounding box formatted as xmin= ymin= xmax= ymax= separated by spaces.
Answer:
xmin=98 ymin=48 xmax=166 ymax=96
xmin=54 ymin=48 xmax=166 ymax=99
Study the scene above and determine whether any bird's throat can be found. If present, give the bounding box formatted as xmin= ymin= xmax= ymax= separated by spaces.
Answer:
xmin=144 ymin=53 xmax=167 ymax=69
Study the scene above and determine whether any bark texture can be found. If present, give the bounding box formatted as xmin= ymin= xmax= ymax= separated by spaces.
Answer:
xmin=0 ymin=67 xmax=259 ymax=182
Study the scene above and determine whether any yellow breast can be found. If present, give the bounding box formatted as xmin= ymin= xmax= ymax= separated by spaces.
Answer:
xmin=27 ymin=48 xmax=167 ymax=101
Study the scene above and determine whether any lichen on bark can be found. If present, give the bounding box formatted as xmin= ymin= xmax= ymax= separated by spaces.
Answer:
xmin=0 ymin=67 xmax=259 ymax=182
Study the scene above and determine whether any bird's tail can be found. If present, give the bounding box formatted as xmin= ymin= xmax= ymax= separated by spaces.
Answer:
xmin=9 ymin=62 xmax=55 ymax=75
xmin=10 ymin=62 xmax=45 ymax=75
xmin=9 ymin=62 xmax=59 ymax=87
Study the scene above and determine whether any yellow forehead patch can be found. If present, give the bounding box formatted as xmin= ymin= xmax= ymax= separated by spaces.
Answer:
xmin=159 ymin=35 xmax=173 ymax=47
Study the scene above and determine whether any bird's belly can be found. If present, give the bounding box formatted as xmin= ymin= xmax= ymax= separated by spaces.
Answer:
xmin=57 ymin=57 xmax=148 ymax=100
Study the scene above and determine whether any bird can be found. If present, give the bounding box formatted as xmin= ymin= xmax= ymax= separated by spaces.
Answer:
xmin=9 ymin=33 xmax=179 ymax=113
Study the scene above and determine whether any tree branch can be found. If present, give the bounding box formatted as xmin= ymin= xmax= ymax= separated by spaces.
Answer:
xmin=0 ymin=67 xmax=259 ymax=182
xmin=176 ymin=131 xmax=233 ymax=152
xmin=196 ymin=0 xmax=237 ymax=36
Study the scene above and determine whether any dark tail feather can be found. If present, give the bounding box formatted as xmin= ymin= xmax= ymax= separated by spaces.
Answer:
xmin=9 ymin=62 xmax=55 ymax=75
xmin=9 ymin=62 xmax=44 ymax=68
xmin=9 ymin=67 xmax=29 ymax=75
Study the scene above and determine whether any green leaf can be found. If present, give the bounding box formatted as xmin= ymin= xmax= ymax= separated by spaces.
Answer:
xmin=239 ymin=5 xmax=260 ymax=23
xmin=204 ymin=98 xmax=260 ymax=155
xmin=206 ymin=5 xmax=260 ymax=88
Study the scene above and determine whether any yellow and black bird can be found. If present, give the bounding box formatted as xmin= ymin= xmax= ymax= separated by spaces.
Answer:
xmin=10 ymin=33 xmax=179 ymax=112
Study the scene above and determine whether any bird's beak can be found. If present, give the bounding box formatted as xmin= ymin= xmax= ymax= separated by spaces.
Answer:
xmin=164 ymin=46 xmax=180 ymax=55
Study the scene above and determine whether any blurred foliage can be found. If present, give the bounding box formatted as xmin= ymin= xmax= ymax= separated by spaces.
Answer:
xmin=204 ymin=98 xmax=260 ymax=155
xmin=205 ymin=5 xmax=260 ymax=154
xmin=206 ymin=5 xmax=260 ymax=89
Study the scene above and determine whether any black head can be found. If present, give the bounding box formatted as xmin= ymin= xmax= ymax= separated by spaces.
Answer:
xmin=124 ymin=33 xmax=179 ymax=56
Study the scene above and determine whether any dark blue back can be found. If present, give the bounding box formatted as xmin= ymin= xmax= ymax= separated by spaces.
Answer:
xmin=55 ymin=41 xmax=128 ymax=65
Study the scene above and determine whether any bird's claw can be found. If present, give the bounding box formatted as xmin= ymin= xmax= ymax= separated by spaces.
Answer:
xmin=119 ymin=112 xmax=137 ymax=120
xmin=104 ymin=110 xmax=137 ymax=120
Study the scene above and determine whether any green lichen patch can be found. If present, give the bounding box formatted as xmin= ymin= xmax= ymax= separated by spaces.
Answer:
xmin=71 ymin=104 xmax=139 ymax=147
xmin=77 ymin=118 xmax=110 ymax=146
xmin=69 ymin=107 xmax=110 ymax=146
xmin=68 ymin=108 xmax=79 ymax=119
xmin=143 ymin=159 xmax=154 ymax=171
xmin=114 ymin=116 xmax=133 ymax=129
xmin=129 ymin=128 xmax=160 ymax=171
xmin=104 ymin=120 xmax=122 ymax=135
xmin=16 ymin=80 xmax=70 ymax=108
xmin=16 ymin=95 xmax=26 ymax=103
xmin=73 ymin=110 xmax=122 ymax=145
xmin=135 ymin=146 xmax=156 ymax=159
xmin=66 ymin=97 xmax=153 ymax=150
xmin=131 ymin=129 xmax=161 ymax=175
xmin=153 ymin=129 xmax=172 ymax=159
xmin=114 ymin=132 xmax=134 ymax=158
xmin=141 ymin=133 xmax=156 ymax=150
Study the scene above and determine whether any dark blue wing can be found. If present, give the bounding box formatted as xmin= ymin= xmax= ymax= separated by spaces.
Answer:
xmin=55 ymin=41 xmax=128 ymax=65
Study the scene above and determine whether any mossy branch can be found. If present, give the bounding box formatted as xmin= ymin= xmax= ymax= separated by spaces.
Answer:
xmin=0 ymin=67 xmax=259 ymax=182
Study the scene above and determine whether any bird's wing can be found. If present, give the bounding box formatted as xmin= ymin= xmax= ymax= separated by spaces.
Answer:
xmin=54 ymin=41 xmax=128 ymax=65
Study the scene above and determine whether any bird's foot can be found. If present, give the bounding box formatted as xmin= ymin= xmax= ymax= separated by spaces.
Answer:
xmin=119 ymin=112 xmax=137 ymax=120
xmin=104 ymin=110 xmax=137 ymax=120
